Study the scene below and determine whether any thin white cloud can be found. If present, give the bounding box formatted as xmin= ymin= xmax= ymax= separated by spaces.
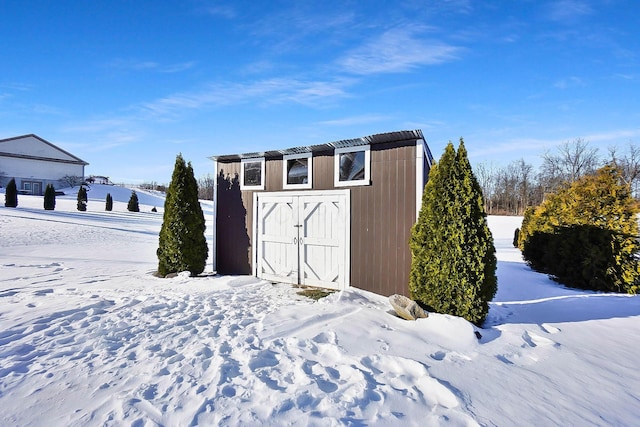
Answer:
xmin=403 ymin=120 xmax=447 ymax=132
xmin=62 ymin=118 xmax=133 ymax=134
xmin=32 ymin=104 xmax=66 ymax=116
xmin=338 ymin=27 xmax=460 ymax=75
xmin=554 ymin=76 xmax=586 ymax=89
xmin=0 ymin=82 xmax=33 ymax=91
xmin=471 ymin=138 xmax=559 ymax=157
xmin=584 ymin=129 xmax=640 ymax=143
xmin=248 ymin=8 xmax=355 ymax=51
xmin=318 ymin=114 xmax=392 ymax=127
xmin=137 ymin=78 xmax=352 ymax=118
xmin=547 ymin=0 xmax=593 ymax=22
xmin=107 ymin=59 xmax=195 ymax=73
xmin=467 ymin=129 xmax=640 ymax=164
xmin=204 ymin=5 xmax=236 ymax=19
xmin=614 ymin=73 xmax=639 ymax=81
xmin=160 ymin=62 xmax=197 ymax=73
xmin=61 ymin=118 xmax=146 ymax=152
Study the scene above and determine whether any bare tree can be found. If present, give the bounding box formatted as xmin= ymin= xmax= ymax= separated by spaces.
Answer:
xmin=475 ymin=162 xmax=497 ymax=214
xmin=198 ymin=174 xmax=215 ymax=200
xmin=540 ymin=138 xmax=599 ymax=194
xmin=481 ymin=159 xmax=540 ymax=215
xmin=609 ymin=141 xmax=640 ymax=198
xmin=60 ymin=175 xmax=83 ymax=188
xmin=497 ymin=163 xmax=520 ymax=215
xmin=513 ymin=159 xmax=534 ymax=214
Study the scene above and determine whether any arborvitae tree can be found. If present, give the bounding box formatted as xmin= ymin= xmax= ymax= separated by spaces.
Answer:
xmin=519 ymin=164 xmax=640 ymax=293
xmin=105 ymin=193 xmax=113 ymax=211
xmin=44 ymin=184 xmax=56 ymax=210
xmin=409 ymin=139 xmax=497 ymax=325
xmin=77 ymin=185 xmax=87 ymax=211
xmin=127 ymin=191 xmax=140 ymax=212
xmin=5 ymin=178 xmax=17 ymax=207
xmin=157 ymin=154 xmax=208 ymax=277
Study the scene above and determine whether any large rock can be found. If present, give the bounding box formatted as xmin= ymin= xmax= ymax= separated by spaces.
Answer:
xmin=389 ymin=294 xmax=428 ymax=320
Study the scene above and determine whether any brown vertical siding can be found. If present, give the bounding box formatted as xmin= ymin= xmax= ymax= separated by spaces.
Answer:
xmin=265 ymin=158 xmax=282 ymax=191
xmin=311 ymin=151 xmax=333 ymax=190
xmin=215 ymin=138 xmax=421 ymax=297
xmin=349 ymin=142 xmax=417 ymax=297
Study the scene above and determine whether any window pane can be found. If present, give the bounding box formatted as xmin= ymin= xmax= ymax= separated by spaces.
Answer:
xmin=339 ymin=151 xmax=365 ymax=181
xmin=243 ymin=161 xmax=262 ymax=186
xmin=287 ymin=158 xmax=308 ymax=184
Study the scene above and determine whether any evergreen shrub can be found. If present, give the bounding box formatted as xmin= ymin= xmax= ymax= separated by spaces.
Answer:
xmin=157 ymin=154 xmax=208 ymax=277
xmin=44 ymin=184 xmax=56 ymax=210
xmin=519 ymin=165 xmax=640 ymax=294
xmin=127 ymin=191 xmax=140 ymax=212
xmin=5 ymin=178 xmax=17 ymax=208
xmin=409 ymin=139 xmax=497 ymax=325
xmin=77 ymin=185 xmax=87 ymax=211
xmin=105 ymin=193 xmax=113 ymax=211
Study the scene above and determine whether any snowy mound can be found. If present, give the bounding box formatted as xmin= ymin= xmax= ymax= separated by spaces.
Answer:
xmin=57 ymin=184 xmax=166 ymax=210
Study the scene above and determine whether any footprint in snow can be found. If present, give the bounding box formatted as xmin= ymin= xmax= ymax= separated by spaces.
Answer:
xmin=522 ymin=330 xmax=556 ymax=348
xmin=430 ymin=351 xmax=447 ymax=361
xmin=540 ymin=323 xmax=561 ymax=334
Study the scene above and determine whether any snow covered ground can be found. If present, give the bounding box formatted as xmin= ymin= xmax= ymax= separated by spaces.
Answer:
xmin=1 ymin=186 xmax=639 ymax=426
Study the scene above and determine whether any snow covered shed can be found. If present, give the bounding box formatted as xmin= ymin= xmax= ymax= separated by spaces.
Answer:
xmin=210 ymin=130 xmax=434 ymax=297
xmin=0 ymin=134 xmax=88 ymax=195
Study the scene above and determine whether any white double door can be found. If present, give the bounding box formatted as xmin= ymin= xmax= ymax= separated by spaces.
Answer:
xmin=255 ymin=190 xmax=350 ymax=290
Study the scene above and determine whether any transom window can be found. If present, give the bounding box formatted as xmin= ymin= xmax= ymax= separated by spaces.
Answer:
xmin=240 ymin=158 xmax=265 ymax=190
xmin=334 ymin=145 xmax=371 ymax=187
xmin=283 ymin=153 xmax=312 ymax=189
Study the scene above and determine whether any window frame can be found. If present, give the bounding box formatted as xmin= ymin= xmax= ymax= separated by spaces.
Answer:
xmin=334 ymin=145 xmax=371 ymax=187
xmin=283 ymin=152 xmax=313 ymax=190
xmin=240 ymin=157 xmax=265 ymax=190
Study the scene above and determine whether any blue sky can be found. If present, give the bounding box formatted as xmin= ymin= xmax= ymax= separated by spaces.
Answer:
xmin=1 ymin=0 xmax=639 ymax=183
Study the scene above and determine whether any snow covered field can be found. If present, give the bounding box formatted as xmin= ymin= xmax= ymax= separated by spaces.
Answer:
xmin=1 ymin=185 xmax=639 ymax=426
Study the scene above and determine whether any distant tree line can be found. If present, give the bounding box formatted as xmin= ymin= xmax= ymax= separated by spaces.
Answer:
xmin=476 ymin=139 xmax=640 ymax=215
xmin=139 ymin=174 xmax=214 ymax=201
xmin=139 ymin=182 xmax=167 ymax=193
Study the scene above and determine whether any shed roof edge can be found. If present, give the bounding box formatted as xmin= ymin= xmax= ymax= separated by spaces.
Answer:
xmin=209 ymin=129 xmax=425 ymax=161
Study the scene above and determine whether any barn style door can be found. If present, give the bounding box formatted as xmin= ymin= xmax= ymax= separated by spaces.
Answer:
xmin=256 ymin=190 xmax=349 ymax=290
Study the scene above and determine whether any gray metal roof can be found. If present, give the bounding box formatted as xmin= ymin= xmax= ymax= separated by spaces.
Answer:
xmin=210 ymin=129 xmax=426 ymax=161
xmin=0 ymin=133 xmax=89 ymax=165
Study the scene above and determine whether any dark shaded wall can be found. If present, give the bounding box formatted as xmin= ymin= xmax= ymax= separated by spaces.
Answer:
xmin=216 ymin=167 xmax=251 ymax=274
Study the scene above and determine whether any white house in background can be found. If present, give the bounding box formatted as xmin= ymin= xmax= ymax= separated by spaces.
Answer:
xmin=0 ymin=134 xmax=88 ymax=195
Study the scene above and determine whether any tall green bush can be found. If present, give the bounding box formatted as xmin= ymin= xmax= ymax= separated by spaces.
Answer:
xmin=77 ymin=185 xmax=87 ymax=211
xmin=127 ymin=191 xmax=140 ymax=212
xmin=409 ymin=139 xmax=497 ymax=325
xmin=105 ymin=193 xmax=113 ymax=211
xmin=519 ymin=164 xmax=640 ymax=293
xmin=44 ymin=184 xmax=56 ymax=210
xmin=157 ymin=154 xmax=208 ymax=277
xmin=5 ymin=178 xmax=17 ymax=208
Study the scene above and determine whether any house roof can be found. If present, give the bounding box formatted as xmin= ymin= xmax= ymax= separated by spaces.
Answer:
xmin=0 ymin=134 xmax=89 ymax=166
xmin=210 ymin=129 xmax=430 ymax=162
